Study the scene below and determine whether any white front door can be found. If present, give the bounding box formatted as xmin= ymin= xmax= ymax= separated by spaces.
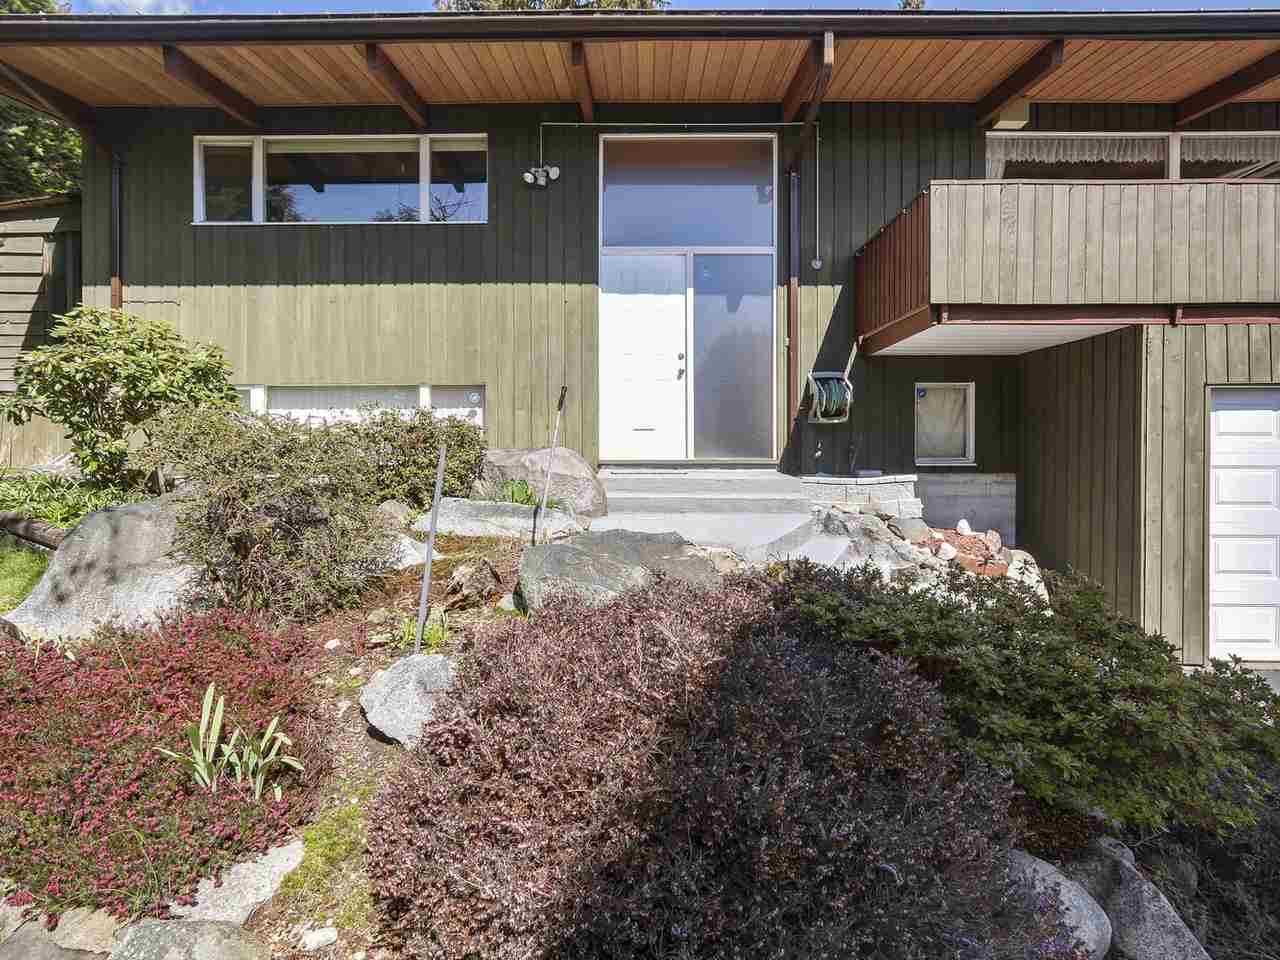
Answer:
xmin=1209 ymin=387 xmax=1280 ymax=661
xmin=599 ymin=254 xmax=688 ymax=460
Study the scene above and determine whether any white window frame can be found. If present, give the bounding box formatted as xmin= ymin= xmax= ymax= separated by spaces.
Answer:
xmin=194 ymin=134 xmax=488 ymax=225
xmin=985 ymin=130 xmax=1280 ymax=181
xmin=914 ymin=381 xmax=976 ymax=467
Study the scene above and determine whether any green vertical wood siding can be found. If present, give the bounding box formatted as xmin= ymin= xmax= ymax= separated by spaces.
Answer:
xmin=1017 ymin=328 xmax=1143 ymax=620
xmin=1139 ymin=323 xmax=1280 ymax=665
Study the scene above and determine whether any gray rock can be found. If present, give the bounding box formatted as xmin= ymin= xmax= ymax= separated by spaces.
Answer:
xmin=299 ymin=927 xmax=338 ymax=952
xmin=496 ymin=592 xmax=518 ymax=612
xmin=0 ymin=902 xmax=25 ymax=945
xmin=983 ymin=528 xmax=1004 ymax=555
xmin=48 ymin=908 xmax=121 ymax=954
xmin=0 ymin=925 xmax=98 ymax=959
xmin=389 ymin=534 xmax=431 ymax=570
xmin=413 ymin=498 xmax=584 ymax=541
xmin=473 ymin=447 xmax=608 ymax=519
xmin=937 ymin=542 xmax=959 ymax=562
xmin=110 ymin=921 xmax=267 ymax=960
xmin=359 ymin=654 xmax=455 ymax=747
xmin=169 ymin=840 xmax=303 ymax=925
xmin=1009 ymin=850 xmax=1111 ymax=960
xmin=5 ymin=495 xmax=196 ymax=643
xmin=516 ymin=530 xmax=730 ymax=611
xmin=1063 ymin=839 xmax=1209 ymax=960
xmin=817 ymin=509 xmax=937 ymax=580
xmin=1007 ymin=549 xmax=1050 ymax=602
xmin=444 ymin=558 xmax=501 ymax=610
xmin=888 ymin=517 xmax=931 ymax=543
xmin=376 ymin=500 xmax=414 ymax=528
xmin=956 ymin=518 xmax=973 ymax=536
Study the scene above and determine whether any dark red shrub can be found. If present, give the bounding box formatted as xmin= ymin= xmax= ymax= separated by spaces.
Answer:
xmin=0 ymin=610 xmax=325 ymax=920
xmin=368 ymin=576 xmax=1071 ymax=959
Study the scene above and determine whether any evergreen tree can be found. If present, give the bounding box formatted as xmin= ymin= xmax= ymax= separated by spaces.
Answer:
xmin=0 ymin=0 xmax=81 ymax=201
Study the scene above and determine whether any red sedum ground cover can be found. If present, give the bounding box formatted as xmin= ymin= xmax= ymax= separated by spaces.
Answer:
xmin=0 ymin=610 xmax=325 ymax=921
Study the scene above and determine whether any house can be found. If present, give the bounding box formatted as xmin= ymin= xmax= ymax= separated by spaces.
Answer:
xmin=1 ymin=8 xmax=1279 ymax=666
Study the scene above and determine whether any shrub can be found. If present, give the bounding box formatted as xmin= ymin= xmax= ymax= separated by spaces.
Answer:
xmin=0 ymin=609 xmax=325 ymax=919
xmin=1136 ymin=757 xmax=1280 ymax=960
xmin=340 ymin=408 xmax=485 ymax=509
xmin=0 ymin=471 xmax=141 ymax=527
xmin=0 ymin=308 xmax=238 ymax=485
xmin=774 ymin=562 xmax=1280 ymax=833
xmin=369 ymin=578 xmax=1073 ymax=960
xmin=136 ymin=407 xmax=399 ymax=621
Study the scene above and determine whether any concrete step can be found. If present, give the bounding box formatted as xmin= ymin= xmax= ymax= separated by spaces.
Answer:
xmin=601 ymin=468 xmax=811 ymax=515
xmin=605 ymin=491 xmax=813 ymax=514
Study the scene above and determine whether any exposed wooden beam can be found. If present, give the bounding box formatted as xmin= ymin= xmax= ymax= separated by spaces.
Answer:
xmin=569 ymin=41 xmax=594 ymax=123
xmin=782 ymin=31 xmax=834 ymax=173
xmin=0 ymin=59 xmax=97 ymax=136
xmin=975 ymin=38 xmax=1065 ymax=126
xmin=162 ymin=45 xmax=258 ymax=127
xmin=859 ymin=305 xmax=937 ymax=355
xmin=781 ymin=31 xmax=834 ymax=124
xmin=1176 ymin=49 xmax=1280 ymax=127
xmin=365 ymin=42 xmax=429 ymax=130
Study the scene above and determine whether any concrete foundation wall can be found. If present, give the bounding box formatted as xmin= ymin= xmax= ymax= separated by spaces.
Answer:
xmin=917 ymin=473 xmax=1017 ymax=546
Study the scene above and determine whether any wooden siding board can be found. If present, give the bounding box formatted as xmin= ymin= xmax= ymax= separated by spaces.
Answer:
xmin=1143 ymin=327 xmax=1164 ymax=632
xmin=1182 ymin=324 xmax=1207 ymax=667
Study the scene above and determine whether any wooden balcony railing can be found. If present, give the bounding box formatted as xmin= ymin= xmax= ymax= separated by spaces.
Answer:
xmin=854 ymin=179 xmax=1280 ymax=351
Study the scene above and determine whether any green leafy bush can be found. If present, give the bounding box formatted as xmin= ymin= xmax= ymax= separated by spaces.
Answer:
xmin=369 ymin=578 xmax=1078 ymax=960
xmin=0 ymin=308 xmax=238 ymax=484
xmin=136 ymin=407 xmax=398 ymax=622
xmin=775 ymin=563 xmax=1280 ymax=833
xmin=0 ymin=540 xmax=46 ymax=613
xmin=0 ymin=471 xmax=141 ymax=527
xmin=494 ymin=478 xmax=561 ymax=510
xmin=339 ymin=407 xmax=485 ymax=509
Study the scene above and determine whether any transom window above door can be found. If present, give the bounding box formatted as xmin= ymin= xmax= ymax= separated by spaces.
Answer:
xmin=193 ymin=135 xmax=488 ymax=224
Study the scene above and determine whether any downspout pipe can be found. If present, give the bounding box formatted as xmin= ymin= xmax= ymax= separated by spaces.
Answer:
xmin=110 ymin=150 xmax=123 ymax=310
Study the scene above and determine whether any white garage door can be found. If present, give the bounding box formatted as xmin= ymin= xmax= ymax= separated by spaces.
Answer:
xmin=1210 ymin=387 xmax=1280 ymax=661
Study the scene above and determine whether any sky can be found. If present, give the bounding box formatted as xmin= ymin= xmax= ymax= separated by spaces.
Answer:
xmin=61 ymin=0 xmax=1280 ymax=19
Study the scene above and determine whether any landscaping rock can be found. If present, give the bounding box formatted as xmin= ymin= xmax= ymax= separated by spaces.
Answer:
xmin=1006 ymin=549 xmax=1050 ymax=602
xmin=516 ymin=530 xmax=731 ymax=611
xmin=474 ymin=447 xmax=608 ymax=518
xmin=0 ymin=902 xmax=24 ymax=945
xmin=390 ymin=534 xmax=431 ymax=570
xmin=496 ymin=592 xmax=518 ymax=612
xmin=0 ymin=925 xmax=99 ymax=959
xmin=816 ymin=508 xmax=938 ymax=580
xmin=4 ymin=495 xmax=196 ymax=643
xmin=937 ymin=542 xmax=958 ymax=562
xmin=298 ymin=927 xmax=338 ymax=952
xmin=444 ymin=558 xmax=501 ymax=610
xmin=888 ymin=517 xmax=931 ymax=542
xmin=48 ymin=908 xmax=120 ymax=954
xmin=376 ymin=500 xmax=414 ymax=528
xmin=1063 ymin=838 xmax=1209 ymax=960
xmin=983 ymin=529 xmax=1003 ymax=555
xmin=1009 ymin=850 xmax=1111 ymax=960
xmin=956 ymin=518 xmax=973 ymax=535
xmin=110 ymin=920 xmax=267 ymax=960
xmin=359 ymin=654 xmax=455 ymax=747
xmin=169 ymin=840 xmax=304 ymax=925
xmin=413 ymin=497 xmax=584 ymax=541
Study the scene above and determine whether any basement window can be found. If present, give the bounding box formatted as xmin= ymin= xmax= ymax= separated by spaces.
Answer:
xmin=915 ymin=382 xmax=976 ymax=467
xmin=194 ymin=135 xmax=488 ymax=225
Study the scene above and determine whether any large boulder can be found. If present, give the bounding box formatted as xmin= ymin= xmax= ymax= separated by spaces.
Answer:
xmin=110 ymin=921 xmax=267 ymax=960
xmin=413 ymin=497 xmax=584 ymax=541
xmin=444 ymin=558 xmax=502 ymax=610
xmin=169 ymin=840 xmax=304 ymax=925
xmin=473 ymin=447 xmax=608 ymax=519
xmin=516 ymin=529 xmax=736 ymax=611
xmin=4 ymin=495 xmax=196 ymax=643
xmin=1063 ymin=838 xmax=1210 ymax=960
xmin=359 ymin=653 xmax=455 ymax=748
xmin=1008 ymin=850 xmax=1111 ymax=960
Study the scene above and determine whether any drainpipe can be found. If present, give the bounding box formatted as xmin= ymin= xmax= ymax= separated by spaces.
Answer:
xmin=787 ymin=168 xmax=800 ymax=427
xmin=110 ymin=151 xmax=123 ymax=310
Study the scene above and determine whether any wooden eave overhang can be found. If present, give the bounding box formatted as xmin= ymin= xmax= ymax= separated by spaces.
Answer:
xmin=2 ymin=10 xmax=1280 ymax=115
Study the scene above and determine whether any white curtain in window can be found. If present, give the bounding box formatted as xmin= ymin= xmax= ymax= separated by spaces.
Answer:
xmin=1180 ymin=135 xmax=1280 ymax=164
xmin=916 ymin=386 xmax=970 ymax=461
xmin=985 ymin=135 xmax=1168 ymax=178
xmin=267 ymin=385 xmax=419 ymax=424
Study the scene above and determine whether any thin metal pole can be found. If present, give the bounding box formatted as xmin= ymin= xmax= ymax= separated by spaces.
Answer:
xmin=533 ymin=385 xmax=567 ymax=546
xmin=414 ymin=440 xmax=447 ymax=654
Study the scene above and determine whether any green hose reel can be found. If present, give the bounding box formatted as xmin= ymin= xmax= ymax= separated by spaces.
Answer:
xmin=807 ymin=371 xmax=853 ymax=424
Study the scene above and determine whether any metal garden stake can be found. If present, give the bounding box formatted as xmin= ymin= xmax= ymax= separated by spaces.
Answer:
xmin=414 ymin=439 xmax=448 ymax=654
xmin=532 ymin=385 xmax=568 ymax=545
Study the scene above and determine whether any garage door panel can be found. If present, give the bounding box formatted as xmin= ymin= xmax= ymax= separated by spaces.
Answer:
xmin=1210 ymin=387 xmax=1280 ymax=662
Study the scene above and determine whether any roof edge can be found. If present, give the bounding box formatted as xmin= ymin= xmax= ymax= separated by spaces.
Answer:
xmin=5 ymin=10 xmax=1280 ymax=44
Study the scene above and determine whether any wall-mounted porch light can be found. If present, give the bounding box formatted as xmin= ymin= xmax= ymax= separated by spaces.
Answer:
xmin=522 ymin=164 xmax=560 ymax=188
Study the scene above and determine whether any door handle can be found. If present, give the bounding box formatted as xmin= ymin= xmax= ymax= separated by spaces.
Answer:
xmin=677 ymin=368 xmax=686 ymax=379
